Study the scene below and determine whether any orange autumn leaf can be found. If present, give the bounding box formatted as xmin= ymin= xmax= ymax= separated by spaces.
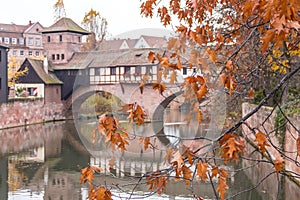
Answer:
xmin=197 ymin=110 xmax=203 ymax=124
xmin=144 ymin=137 xmax=151 ymax=150
xmin=89 ymin=186 xmax=112 ymax=200
xmin=274 ymin=157 xmax=284 ymax=173
xmin=225 ymin=60 xmax=233 ymax=71
xmin=224 ymin=74 xmax=235 ymax=96
xmin=80 ymin=167 xmax=94 ymax=184
xmin=147 ymin=173 xmax=168 ymax=195
xmin=219 ymin=133 xmax=245 ymax=163
xmin=127 ymin=102 xmax=146 ymax=125
xmin=254 ymin=131 xmax=270 ymax=153
xmin=197 ymin=161 xmax=208 ymax=182
xmin=182 ymin=165 xmax=193 ymax=186
xmin=153 ymin=82 xmax=166 ymax=95
xmin=148 ymin=51 xmax=156 ymax=63
xmin=182 ymin=145 xmax=195 ymax=165
xmin=197 ymin=84 xmax=208 ymax=99
xmin=80 ymin=166 xmax=103 ymax=185
xmin=206 ymin=47 xmax=217 ymax=62
xmin=171 ymin=150 xmax=184 ymax=173
xmin=211 ymin=166 xmax=219 ymax=179
xmin=248 ymin=88 xmax=255 ymax=98
xmin=217 ymin=168 xmax=229 ymax=200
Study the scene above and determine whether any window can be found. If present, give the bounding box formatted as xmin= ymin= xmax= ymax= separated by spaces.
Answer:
xmin=59 ymin=35 xmax=62 ymax=42
xmin=20 ymin=50 xmax=24 ymax=56
xmin=124 ymin=67 xmax=130 ymax=75
xmin=35 ymin=38 xmax=41 ymax=46
xmin=183 ymin=67 xmax=187 ymax=75
xmin=146 ymin=66 xmax=152 ymax=74
xmin=61 ymin=54 xmax=64 ymax=60
xmin=95 ymin=68 xmax=100 ymax=75
xmin=29 ymin=51 xmax=33 ymax=56
xmin=35 ymin=51 xmax=40 ymax=57
xmin=4 ymin=37 xmax=9 ymax=44
xmin=56 ymin=54 xmax=60 ymax=60
xmin=13 ymin=50 xmax=17 ymax=56
xmin=135 ymin=66 xmax=141 ymax=75
xmin=111 ymin=67 xmax=116 ymax=75
xmin=0 ymin=37 xmax=2 ymax=43
xmin=47 ymin=36 xmax=51 ymax=42
xmin=12 ymin=38 xmax=17 ymax=44
xmin=0 ymin=78 xmax=1 ymax=89
xmin=90 ymin=68 xmax=95 ymax=75
xmin=52 ymin=54 xmax=55 ymax=60
xmin=78 ymin=36 xmax=81 ymax=42
xmin=19 ymin=38 xmax=24 ymax=45
xmin=28 ymin=37 xmax=33 ymax=46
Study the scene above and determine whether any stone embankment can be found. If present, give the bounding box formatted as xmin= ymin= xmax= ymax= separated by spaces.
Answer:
xmin=242 ymin=103 xmax=300 ymax=200
xmin=0 ymin=98 xmax=65 ymax=129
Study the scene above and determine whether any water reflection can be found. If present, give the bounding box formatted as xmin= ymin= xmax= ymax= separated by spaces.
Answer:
xmin=0 ymin=120 xmax=265 ymax=200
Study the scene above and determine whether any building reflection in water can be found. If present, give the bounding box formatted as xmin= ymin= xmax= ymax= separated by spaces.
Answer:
xmin=0 ymin=122 xmax=89 ymax=200
xmin=0 ymin=113 xmax=274 ymax=200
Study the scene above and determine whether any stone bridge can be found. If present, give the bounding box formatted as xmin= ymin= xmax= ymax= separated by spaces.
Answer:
xmin=66 ymin=83 xmax=184 ymax=121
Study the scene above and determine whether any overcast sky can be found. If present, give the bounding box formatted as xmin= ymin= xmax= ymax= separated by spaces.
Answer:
xmin=0 ymin=0 xmax=170 ymax=36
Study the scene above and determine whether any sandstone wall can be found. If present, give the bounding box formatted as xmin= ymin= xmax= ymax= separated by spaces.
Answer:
xmin=0 ymin=98 xmax=65 ymax=129
xmin=242 ymin=103 xmax=300 ymax=200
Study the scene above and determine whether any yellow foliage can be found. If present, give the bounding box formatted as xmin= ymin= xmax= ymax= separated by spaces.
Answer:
xmin=7 ymin=56 xmax=28 ymax=88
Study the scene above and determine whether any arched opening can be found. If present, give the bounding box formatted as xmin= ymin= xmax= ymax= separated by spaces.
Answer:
xmin=71 ymin=90 xmax=125 ymax=120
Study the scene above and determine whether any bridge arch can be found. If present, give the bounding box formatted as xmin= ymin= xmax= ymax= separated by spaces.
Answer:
xmin=67 ymin=84 xmax=184 ymax=121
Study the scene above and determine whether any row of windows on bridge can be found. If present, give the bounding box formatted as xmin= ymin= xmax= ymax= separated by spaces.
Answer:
xmin=65 ymin=66 xmax=192 ymax=76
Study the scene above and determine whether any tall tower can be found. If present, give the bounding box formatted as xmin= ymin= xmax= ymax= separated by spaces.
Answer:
xmin=42 ymin=18 xmax=89 ymax=65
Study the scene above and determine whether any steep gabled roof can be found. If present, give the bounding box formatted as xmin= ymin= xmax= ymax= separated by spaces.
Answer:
xmin=24 ymin=22 xmax=44 ymax=33
xmin=0 ymin=23 xmax=30 ymax=33
xmin=139 ymin=35 xmax=167 ymax=48
xmin=24 ymin=58 xmax=62 ymax=84
xmin=42 ymin=17 xmax=89 ymax=35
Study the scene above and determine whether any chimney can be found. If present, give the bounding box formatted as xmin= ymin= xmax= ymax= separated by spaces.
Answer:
xmin=43 ymin=56 xmax=48 ymax=74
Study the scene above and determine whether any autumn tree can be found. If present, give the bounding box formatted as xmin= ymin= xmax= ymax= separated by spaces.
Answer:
xmin=54 ymin=0 xmax=67 ymax=22
xmin=80 ymin=0 xmax=300 ymax=199
xmin=81 ymin=8 xmax=108 ymax=51
xmin=7 ymin=56 xmax=28 ymax=89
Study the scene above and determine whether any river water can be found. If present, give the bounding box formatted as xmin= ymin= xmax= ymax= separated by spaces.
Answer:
xmin=0 ymin=112 xmax=268 ymax=200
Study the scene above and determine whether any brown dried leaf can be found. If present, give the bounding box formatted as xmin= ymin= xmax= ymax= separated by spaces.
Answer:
xmin=254 ymin=131 xmax=270 ymax=153
xmin=144 ymin=137 xmax=151 ymax=150
xmin=197 ymin=161 xmax=208 ymax=182
xmin=217 ymin=168 xmax=229 ymax=200
xmin=182 ymin=165 xmax=193 ymax=186
xmin=274 ymin=157 xmax=284 ymax=173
